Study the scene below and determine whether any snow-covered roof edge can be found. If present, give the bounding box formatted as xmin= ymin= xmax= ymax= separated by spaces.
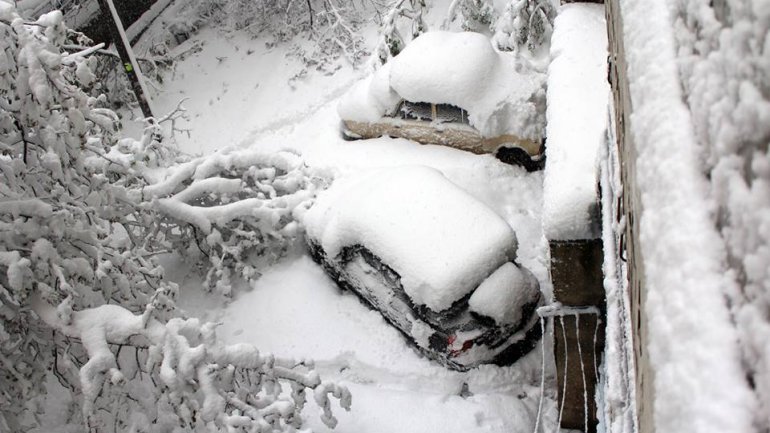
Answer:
xmin=620 ymin=0 xmax=757 ymax=431
xmin=541 ymin=4 xmax=609 ymax=241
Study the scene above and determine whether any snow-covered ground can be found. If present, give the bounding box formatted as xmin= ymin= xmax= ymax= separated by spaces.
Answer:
xmin=141 ymin=4 xmax=559 ymax=433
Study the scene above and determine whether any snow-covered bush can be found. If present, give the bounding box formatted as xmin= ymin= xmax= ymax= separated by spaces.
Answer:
xmin=176 ymin=0 xmax=369 ymax=74
xmin=494 ymin=0 xmax=556 ymax=57
xmin=442 ymin=0 xmax=555 ymax=58
xmin=0 ymin=4 xmax=347 ymax=431
xmin=87 ymin=47 xmax=170 ymax=111
xmin=671 ymin=0 xmax=770 ymax=428
xmin=445 ymin=0 xmax=497 ymax=33
xmin=372 ymin=0 xmax=427 ymax=65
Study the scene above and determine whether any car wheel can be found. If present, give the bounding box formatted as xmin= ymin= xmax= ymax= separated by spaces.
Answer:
xmin=495 ymin=146 xmax=545 ymax=172
xmin=340 ymin=124 xmax=362 ymax=141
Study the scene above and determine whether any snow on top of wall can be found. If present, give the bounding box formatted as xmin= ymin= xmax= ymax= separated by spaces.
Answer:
xmin=337 ymin=31 xmax=546 ymax=140
xmin=303 ymin=165 xmax=518 ymax=312
xmin=541 ymin=3 xmax=609 ymax=241
xmin=619 ymin=0 xmax=758 ymax=431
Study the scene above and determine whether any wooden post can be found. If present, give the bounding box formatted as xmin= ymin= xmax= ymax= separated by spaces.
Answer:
xmin=550 ymin=239 xmax=605 ymax=433
xmin=96 ymin=0 xmax=154 ymax=118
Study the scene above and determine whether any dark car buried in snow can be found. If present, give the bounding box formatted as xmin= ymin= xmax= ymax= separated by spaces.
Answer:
xmin=303 ymin=166 xmax=543 ymax=370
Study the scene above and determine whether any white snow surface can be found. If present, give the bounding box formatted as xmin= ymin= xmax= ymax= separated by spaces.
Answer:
xmin=338 ymin=30 xmax=546 ymax=140
xmin=304 ymin=165 xmax=518 ymax=312
xmin=336 ymin=61 xmax=400 ymax=123
xmin=542 ymin=3 xmax=609 ymax=241
xmin=619 ymin=0 xmax=758 ymax=432
xmin=133 ymin=3 xmax=556 ymax=432
xmin=468 ymin=262 xmax=540 ymax=325
xmin=216 ymin=256 xmax=553 ymax=433
xmin=669 ymin=1 xmax=770 ymax=427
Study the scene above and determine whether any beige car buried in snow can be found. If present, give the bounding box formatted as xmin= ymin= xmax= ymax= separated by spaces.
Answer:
xmin=338 ymin=31 xmax=547 ymax=171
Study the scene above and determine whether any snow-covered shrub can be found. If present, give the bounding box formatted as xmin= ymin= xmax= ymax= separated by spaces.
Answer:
xmin=671 ymin=0 xmax=770 ymax=427
xmin=494 ymin=0 xmax=556 ymax=57
xmin=142 ymin=149 xmax=329 ymax=296
xmin=87 ymin=47 xmax=170 ymax=111
xmin=443 ymin=0 xmax=555 ymax=58
xmin=177 ymin=0 xmax=369 ymax=74
xmin=0 ymin=4 xmax=347 ymax=431
xmin=445 ymin=0 xmax=497 ymax=33
xmin=373 ymin=0 xmax=427 ymax=65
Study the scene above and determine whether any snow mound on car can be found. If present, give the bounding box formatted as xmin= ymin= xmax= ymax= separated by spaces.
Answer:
xmin=391 ymin=31 xmax=545 ymax=140
xmin=336 ymin=31 xmax=546 ymax=140
xmin=337 ymin=61 xmax=401 ymax=123
xmin=468 ymin=262 xmax=540 ymax=325
xmin=389 ymin=31 xmax=498 ymax=114
xmin=303 ymin=166 xmax=518 ymax=312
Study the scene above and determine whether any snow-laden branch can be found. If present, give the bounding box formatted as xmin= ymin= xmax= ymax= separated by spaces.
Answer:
xmin=0 ymin=4 xmax=345 ymax=431
xmin=30 ymin=291 xmax=351 ymax=431
xmin=142 ymin=148 xmax=329 ymax=295
xmin=372 ymin=0 xmax=426 ymax=66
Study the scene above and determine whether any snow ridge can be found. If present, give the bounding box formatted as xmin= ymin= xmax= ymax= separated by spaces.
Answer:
xmin=542 ymin=4 xmax=609 ymax=241
xmin=619 ymin=0 xmax=757 ymax=432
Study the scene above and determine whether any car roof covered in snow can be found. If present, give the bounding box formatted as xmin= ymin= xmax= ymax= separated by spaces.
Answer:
xmin=303 ymin=165 xmax=518 ymax=312
xmin=389 ymin=31 xmax=499 ymax=113
xmin=337 ymin=31 xmax=546 ymax=141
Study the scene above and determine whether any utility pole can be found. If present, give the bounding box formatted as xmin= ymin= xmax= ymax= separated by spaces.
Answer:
xmin=96 ymin=0 xmax=154 ymax=118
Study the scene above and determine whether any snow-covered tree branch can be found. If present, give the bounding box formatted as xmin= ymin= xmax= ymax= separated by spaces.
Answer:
xmin=373 ymin=0 xmax=427 ymax=65
xmin=445 ymin=0 xmax=496 ymax=32
xmin=494 ymin=0 xmax=555 ymax=56
xmin=143 ymin=149 xmax=329 ymax=296
xmin=442 ymin=0 xmax=555 ymax=57
xmin=30 ymin=292 xmax=351 ymax=432
xmin=0 ymin=3 xmax=347 ymax=431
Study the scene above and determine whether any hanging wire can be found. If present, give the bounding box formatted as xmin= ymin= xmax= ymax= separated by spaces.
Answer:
xmin=592 ymin=315 xmax=600 ymax=384
xmin=576 ymin=314 xmax=589 ymax=432
xmin=532 ymin=316 xmax=548 ymax=433
xmin=557 ymin=315 xmax=568 ymax=431
xmin=533 ymin=304 xmax=602 ymax=433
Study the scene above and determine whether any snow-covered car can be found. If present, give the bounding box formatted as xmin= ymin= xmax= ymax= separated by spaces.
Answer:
xmin=303 ymin=166 xmax=543 ymax=370
xmin=337 ymin=31 xmax=547 ymax=171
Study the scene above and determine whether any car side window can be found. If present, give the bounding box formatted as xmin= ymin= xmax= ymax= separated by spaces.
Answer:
xmin=396 ymin=101 xmax=469 ymax=125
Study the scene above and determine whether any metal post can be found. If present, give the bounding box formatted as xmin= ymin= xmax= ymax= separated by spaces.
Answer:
xmin=96 ymin=0 xmax=154 ymax=118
